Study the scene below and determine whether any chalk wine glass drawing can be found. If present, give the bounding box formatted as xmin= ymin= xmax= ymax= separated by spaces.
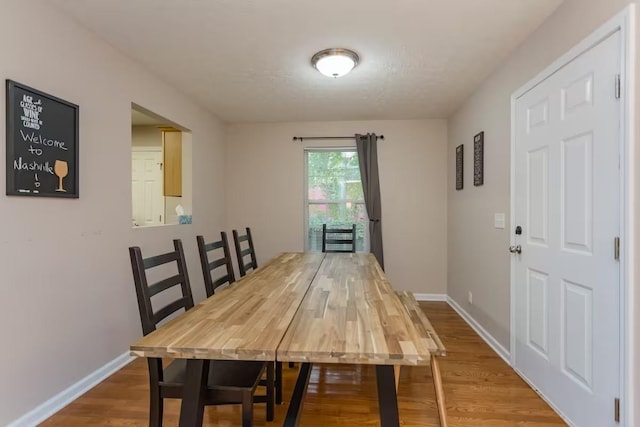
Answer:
xmin=54 ymin=160 xmax=68 ymax=192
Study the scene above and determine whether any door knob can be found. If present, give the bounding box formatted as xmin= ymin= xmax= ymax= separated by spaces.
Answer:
xmin=509 ymin=245 xmax=522 ymax=254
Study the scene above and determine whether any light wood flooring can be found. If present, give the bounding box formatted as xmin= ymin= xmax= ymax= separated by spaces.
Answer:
xmin=40 ymin=302 xmax=566 ymax=426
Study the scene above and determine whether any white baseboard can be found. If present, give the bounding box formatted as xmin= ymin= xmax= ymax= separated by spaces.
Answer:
xmin=446 ymin=296 xmax=511 ymax=365
xmin=413 ymin=293 xmax=447 ymax=301
xmin=445 ymin=296 xmax=573 ymax=425
xmin=8 ymin=352 xmax=134 ymax=427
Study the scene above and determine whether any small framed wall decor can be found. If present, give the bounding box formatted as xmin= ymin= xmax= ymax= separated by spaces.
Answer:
xmin=473 ymin=131 xmax=484 ymax=186
xmin=455 ymin=144 xmax=463 ymax=190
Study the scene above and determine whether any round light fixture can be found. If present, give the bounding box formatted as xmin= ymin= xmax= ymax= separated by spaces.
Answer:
xmin=311 ymin=48 xmax=359 ymax=78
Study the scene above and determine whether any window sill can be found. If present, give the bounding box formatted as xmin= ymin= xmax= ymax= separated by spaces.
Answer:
xmin=131 ymin=222 xmax=189 ymax=229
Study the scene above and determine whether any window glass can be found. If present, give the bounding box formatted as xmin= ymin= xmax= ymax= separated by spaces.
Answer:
xmin=306 ymin=150 xmax=368 ymax=252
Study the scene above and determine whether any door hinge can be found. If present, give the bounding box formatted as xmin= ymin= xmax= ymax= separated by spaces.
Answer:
xmin=614 ymin=397 xmax=620 ymax=422
xmin=614 ymin=237 xmax=620 ymax=261
xmin=615 ymin=74 xmax=621 ymax=99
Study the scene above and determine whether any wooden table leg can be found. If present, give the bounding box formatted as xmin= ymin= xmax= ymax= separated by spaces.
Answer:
xmin=430 ymin=355 xmax=448 ymax=427
xmin=376 ymin=365 xmax=400 ymax=427
xmin=179 ymin=359 xmax=209 ymax=427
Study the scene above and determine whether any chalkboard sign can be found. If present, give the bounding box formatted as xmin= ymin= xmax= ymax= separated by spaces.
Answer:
xmin=6 ymin=80 xmax=79 ymax=198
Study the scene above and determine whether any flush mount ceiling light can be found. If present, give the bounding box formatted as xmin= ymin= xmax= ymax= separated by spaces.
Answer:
xmin=311 ymin=48 xmax=359 ymax=78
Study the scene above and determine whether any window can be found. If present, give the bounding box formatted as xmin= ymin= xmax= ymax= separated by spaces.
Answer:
xmin=305 ymin=149 xmax=368 ymax=252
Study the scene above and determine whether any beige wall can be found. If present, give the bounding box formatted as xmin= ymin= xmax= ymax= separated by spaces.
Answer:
xmin=0 ymin=1 xmax=226 ymax=425
xmin=447 ymin=0 xmax=639 ymax=422
xmin=225 ymin=120 xmax=447 ymax=294
xmin=131 ymin=125 xmax=162 ymax=148
xmin=4 ymin=0 xmax=638 ymax=424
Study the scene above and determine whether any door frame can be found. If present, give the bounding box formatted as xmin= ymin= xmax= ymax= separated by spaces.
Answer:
xmin=509 ymin=5 xmax=635 ymax=426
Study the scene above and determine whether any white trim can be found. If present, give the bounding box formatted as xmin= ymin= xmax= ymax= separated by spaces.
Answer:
xmin=618 ymin=3 xmax=637 ymax=426
xmin=619 ymin=7 xmax=636 ymax=427
xmin=509 ymin=5 xmax=635 ymax=426
xmin=303 ymin=146 xmax=356 ymax=152
xmin=446 ymin=296 xmax=511 ymax=365
xmin=512 ymin=9 xmax=630 ymax=99
xmin=509 ymin=75 xmax=518 ymax=368
xmin=303 ymin=149 xmax=310 ymax=251
xmin=308 ymin=200 xmax=365 ymax=204
xmin=131 ymin=146 xmax=162 ymax=152
xmin=7 ymin=352 xmax=134 ymax=427
xmin=413 ymin=293 xmax=447 ymax=302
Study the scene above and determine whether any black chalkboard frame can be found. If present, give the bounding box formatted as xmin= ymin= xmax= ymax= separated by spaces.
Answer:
xmin=6 ymin=80 xmax=79 ymax=198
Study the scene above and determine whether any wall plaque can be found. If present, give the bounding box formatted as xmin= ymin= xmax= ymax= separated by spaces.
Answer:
xmin=474 ymin=131 xmax=484 ymax=186
xmin=455 ymin=144 xmax=463 ymax=190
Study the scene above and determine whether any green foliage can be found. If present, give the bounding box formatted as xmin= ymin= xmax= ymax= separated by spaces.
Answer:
xmin=307 ymin=150 xmax=368 ymax=251
xmin=307 ymin=151 xmax=364 ymax=201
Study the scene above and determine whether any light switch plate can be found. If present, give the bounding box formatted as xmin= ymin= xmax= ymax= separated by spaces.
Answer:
xmin=494 ymin=213 xmax=505 ymax=229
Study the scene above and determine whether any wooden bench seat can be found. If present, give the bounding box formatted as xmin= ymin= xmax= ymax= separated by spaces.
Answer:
xmin=395 ymin=291 xmax=446 ymax=357
xmin=395 ymin=290 xmax=448 ymax=427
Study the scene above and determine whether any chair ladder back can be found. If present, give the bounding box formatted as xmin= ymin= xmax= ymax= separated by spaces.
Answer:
xmin=197 ymin=232 xmax=236 ymax=297
xmin=322 ymin=223 xmax=357 ymax=253
xmin=129 ymin=239 xmax=194 ymax=336
xmin=232 ymin=227 xmax=258 ymax=277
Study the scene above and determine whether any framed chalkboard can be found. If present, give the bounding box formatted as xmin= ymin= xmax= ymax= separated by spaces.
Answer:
xmin=6 ymin=80 xmax=79 ymax=198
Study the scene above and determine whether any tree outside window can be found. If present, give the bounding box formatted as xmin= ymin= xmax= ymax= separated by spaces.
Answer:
xmin=306 ymin=150 xmax=368 ymax=252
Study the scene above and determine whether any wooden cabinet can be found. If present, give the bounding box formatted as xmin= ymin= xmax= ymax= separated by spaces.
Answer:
xmin=162 ymin=131 xmax=182 ymax=197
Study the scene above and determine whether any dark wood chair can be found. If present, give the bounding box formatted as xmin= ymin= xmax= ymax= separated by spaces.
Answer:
xmin=322 ymin=224 xmax=357 ymax=253
xmin=230 ymin=227 xmax=292 ymax=397
xmin=232 ymin=227 xmax=258 ymax=277
xmin=197 ymin=232 xmax=283 ymax=404
xmin=129 ymin=239 xmax=274 ymax=427
xmin=197 ymin=232 xmax=235 ymax=297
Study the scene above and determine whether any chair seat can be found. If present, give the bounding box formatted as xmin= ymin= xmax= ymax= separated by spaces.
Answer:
xmin=162 ymin=359 xmax=266 ymax=389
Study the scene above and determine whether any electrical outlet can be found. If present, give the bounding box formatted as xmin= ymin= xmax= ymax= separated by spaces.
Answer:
xmin=468 ymin=292 xmax=473 ymax=305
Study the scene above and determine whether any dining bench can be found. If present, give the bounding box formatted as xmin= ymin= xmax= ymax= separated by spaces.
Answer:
xmin=395 ymin=290 xmax=448 ymax=427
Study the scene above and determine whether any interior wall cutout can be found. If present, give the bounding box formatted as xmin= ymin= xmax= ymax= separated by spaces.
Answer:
xmin=131 ymin=105 xmax=192 ymax=227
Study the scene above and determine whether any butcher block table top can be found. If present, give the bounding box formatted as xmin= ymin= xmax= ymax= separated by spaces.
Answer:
xmin=130 ymin=252 xmax=325 ymax=360
xmin=277 ymin=253 xmax=439 ymax=366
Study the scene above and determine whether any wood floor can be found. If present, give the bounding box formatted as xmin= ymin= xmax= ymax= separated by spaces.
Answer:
xmin=40 ymin=302 xmax=566 ymax=426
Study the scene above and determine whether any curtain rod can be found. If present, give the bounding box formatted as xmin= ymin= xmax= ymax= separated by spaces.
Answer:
xmin=292 ymin=135 xmax=384 ymax=142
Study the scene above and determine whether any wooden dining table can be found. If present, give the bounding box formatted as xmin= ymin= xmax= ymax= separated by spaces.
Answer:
xmin=130 ymin=252 xmax=446 ymax=427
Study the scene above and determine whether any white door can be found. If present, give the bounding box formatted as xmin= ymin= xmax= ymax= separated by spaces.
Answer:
xmin=132 ymin=151 xmax=164 ymax=226
xmin=513 ymin=31 xmax=621 ymax=426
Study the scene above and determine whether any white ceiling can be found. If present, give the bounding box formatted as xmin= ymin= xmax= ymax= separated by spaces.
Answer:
xmin=53 ymin=0 xmax=563 ymax=123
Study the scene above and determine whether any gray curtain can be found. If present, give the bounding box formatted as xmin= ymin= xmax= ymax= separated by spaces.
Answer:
xmin=355 ymin=133 xmax=384 ymax=270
